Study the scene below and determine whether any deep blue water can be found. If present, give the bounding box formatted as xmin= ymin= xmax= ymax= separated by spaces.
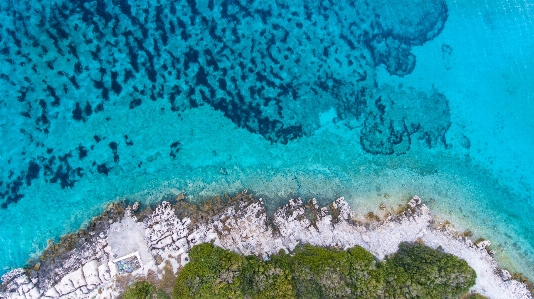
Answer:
xmin=1 ymin=0 xmax=533 ymax=280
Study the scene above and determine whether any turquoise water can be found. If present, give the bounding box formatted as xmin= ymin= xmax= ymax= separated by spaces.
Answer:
xmin=1 ymin=0 xmax=533 ymax=281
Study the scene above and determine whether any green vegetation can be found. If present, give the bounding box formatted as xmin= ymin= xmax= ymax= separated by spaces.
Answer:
xmin=172 ymin=242 xmax=477 ymax=299
xmin=122 ymin=281 xmax=170 ymax=299
xmin=378 ymin=242 xmax=476 ymax=298
xmin=173 ymin=243 xmax=245 ymax=298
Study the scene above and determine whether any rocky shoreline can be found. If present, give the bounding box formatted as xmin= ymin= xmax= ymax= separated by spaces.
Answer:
xmin=1 ymin=192 xmax=532 ymax=299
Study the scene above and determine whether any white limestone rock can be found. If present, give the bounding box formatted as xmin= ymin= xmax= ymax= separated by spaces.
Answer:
xmin=331 ymin=197 xmax=354 ymax=221
xmin=477 ymin=240 xmax=492 ymax=249
xmin=97 ymin=263 xmax=111 ymax=282
xmin=1 ymin=269 xmax=25 ymax=285
xmin=44 ymin=287 xmax=60 ymax=298
xmin=55 ymin=275 xmax=75 ymax=296
xmin=82 ymin=260 xmax=101 ymax=289
xmin=67 ymin=268 xmax=87 ymax=289
xmin=362 ymin=234 xmax=371 ymax=243
xmin=501 ymin=269 xmax=512 ymax=281
xmin=80 ymin=286 xmax=89 ymax=294
xmin=26 ymin=287 xmax=40 ymax=299
xmin=18 ymin=282 xmax=33 ymax=294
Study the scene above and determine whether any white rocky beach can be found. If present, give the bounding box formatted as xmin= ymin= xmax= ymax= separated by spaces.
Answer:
xmin=1 ymin=194 xmax=532 ymax=299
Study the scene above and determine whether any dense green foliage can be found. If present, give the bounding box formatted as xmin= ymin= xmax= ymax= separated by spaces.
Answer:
xmin=172 ymin=242 xmax=477 ymax=299
xmin=122 ymin=281 xmax=170 ymax=299
xmin=173 ymin=243 xmax=245 ymax=298
xmin=379 ymin=242 xmax=476 ymax=298
xmin=122 ymin=281 xmax=153 ymax=299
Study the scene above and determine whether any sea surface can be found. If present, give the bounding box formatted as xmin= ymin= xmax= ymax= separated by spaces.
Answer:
xmin=1 ymin=0 xmax=533 ymax=281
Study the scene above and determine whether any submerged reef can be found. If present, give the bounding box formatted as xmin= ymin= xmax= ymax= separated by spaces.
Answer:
xmin=0 ymin=0 xmax=448 ymax=142
xmin=0 ymin=0 xmax=451 ymax=209
xmin=0 ymin=192 xmax=531 ymax=299
xmin=359 ymin=85 xmax=451 ymax=155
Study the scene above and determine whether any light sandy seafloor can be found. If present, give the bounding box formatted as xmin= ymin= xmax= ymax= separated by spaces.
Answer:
xmin=0 ymin=195 xmax=531 ymax=299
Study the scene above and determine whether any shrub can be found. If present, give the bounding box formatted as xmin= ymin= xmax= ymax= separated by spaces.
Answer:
xmin=154 ymin=289 xmax=172 ymax=299
xmin=172 ymin=242 xmax=477 ymax=299
xmin=380 ymin=242 xmax=477 ymax=298
xmin=292 ymin=244 xmax=354 ymax=298
xmin=122 ymin=281 xmax=154 ymax=299
xmin=173 ymin=243 xmax=245 ymax=299
xmin=244 ymin=253 xmax=296 ymax=299
xmin=121 ymin=281 xmax=171 ymax=299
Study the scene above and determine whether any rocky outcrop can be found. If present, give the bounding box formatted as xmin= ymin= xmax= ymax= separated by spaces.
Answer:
xmin=1 ymin=194 xmax=532 ymax=299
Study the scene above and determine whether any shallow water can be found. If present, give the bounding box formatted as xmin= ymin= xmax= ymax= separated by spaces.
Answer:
xmin=0 ymin=0 xmax=533 ymax=281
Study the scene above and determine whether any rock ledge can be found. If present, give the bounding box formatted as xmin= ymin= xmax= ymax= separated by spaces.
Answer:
xmin=1 ymin=194 xmax=532 ymax=299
